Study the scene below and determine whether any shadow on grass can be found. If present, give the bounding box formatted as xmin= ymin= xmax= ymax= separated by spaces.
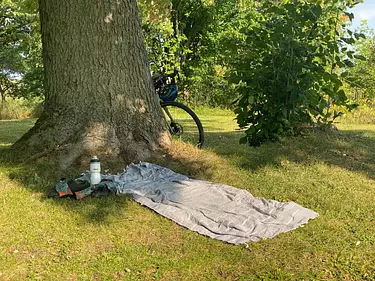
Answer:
xmin=204 ymin=128 xmax=375 ymax=180
xmin=0 ymin=126 xmax=214 ymax=226
xmin=0 ymin=146 xmax=131 ymax=225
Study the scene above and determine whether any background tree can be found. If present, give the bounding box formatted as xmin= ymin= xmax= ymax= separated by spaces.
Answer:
xmin=139 ymin=0 xmax=241 ymax=107
xmin=0 ymin=0 xmax=28 ymax=102
xmin=0 ymin=0 xmax=42 ymax=103
xmin=13 ymin=0 xmax=170 ymax=168
xmin=346 ymin=21 xmax=375 ymax=101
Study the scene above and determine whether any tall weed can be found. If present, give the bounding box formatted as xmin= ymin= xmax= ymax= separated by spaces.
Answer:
xmin=336 ymin=100 xmax=375 ymax=124
xmin=0 ymin=98 xmax=43 ymax=120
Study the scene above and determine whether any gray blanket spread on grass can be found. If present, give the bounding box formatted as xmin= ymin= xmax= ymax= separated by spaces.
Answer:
xmin=91 ymin=162 xmax=318 ymax=244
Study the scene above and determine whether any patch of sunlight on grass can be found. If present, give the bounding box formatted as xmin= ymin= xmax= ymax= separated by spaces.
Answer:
xmin=0 ymin=143 xmax=11 ymax=147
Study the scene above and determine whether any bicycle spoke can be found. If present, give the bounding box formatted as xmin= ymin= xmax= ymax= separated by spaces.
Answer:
xmin=161 ymin=101 xmax=204 ymax=148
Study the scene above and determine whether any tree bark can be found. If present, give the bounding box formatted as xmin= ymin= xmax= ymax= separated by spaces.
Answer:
xmin=0 ymin=85 xmax=5 ymax=120
xmin=13 ymin=0 xmax=170 ymax=168
xmin=0 ymin=87 xmax=5 ymax=103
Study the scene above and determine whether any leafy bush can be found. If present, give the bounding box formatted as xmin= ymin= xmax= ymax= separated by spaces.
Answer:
xmin=229 ymin=0 xmax=362 ymax=146
xmin=0 ymin=98 xmax=42 ymax=120
xmin=336 ymin=100 xmax=375 ymax=124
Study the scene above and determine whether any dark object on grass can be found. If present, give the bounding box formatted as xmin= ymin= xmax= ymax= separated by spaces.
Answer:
xmin=67 ymin=179 xmax=90 ymax=193
xmin=48 ymin=178 xmax=112 ymax=199
xmin=92 ymin=185 xmax=111 ymax=197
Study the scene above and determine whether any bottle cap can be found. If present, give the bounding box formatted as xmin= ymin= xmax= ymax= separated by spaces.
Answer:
xmin=90 ymin=156 xmax=100 ymax=162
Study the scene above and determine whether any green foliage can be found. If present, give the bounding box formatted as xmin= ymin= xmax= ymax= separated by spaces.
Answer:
xmin=0 ymin=97 xmax=42 ymax=120
xmin=345 ymin=21 xmax=375 ymax=101
xmin=178 ymin=0 xmax=247 ymax=107
xmin=0 ymin=0 xmax=43 ymax=103
xmin=336 ymin=100 xmax=375 ymax=124
xmin=138 ymin=0 xmax=238 ymax=107
xmin=229 ymin=0 xmax=363 ymax=146
xmin=138 ymin=0 xmax=185 ymax=75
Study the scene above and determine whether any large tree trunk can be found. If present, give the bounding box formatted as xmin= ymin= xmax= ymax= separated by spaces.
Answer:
xmin=13 ymin=0 xmax=170 ymax=168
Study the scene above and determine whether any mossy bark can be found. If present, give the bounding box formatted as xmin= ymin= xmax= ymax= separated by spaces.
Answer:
xmin=13 ymin=0 xmax=170 ymax=168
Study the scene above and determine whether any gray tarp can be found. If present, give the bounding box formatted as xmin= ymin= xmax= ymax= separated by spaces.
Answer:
xmin=87 ymin=162 xmax=318 ymax=245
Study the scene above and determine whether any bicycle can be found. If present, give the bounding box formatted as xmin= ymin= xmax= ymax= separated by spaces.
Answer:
xmin=153 ymin=70 xmax=204 ymax=148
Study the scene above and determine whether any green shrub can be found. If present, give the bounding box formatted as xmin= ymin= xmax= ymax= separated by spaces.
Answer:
xmin=0 ymin=98 xmax=43 ymax=120
xmin=228 ymin=0 xmax=362 ymax=146
xmin=337 ymin=100 xmax=375 ymax=124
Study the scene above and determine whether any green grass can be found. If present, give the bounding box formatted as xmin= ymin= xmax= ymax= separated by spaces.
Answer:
xmin=2 ymin=112 xmax=375 ymax=280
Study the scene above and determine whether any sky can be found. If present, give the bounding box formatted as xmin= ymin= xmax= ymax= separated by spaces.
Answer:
xmin=349 ymin=0 xmax=375 ymax=30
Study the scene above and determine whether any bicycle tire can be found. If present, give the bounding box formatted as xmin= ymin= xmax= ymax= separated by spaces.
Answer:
xmin=161 ymin=101 xmax=204 ymax=149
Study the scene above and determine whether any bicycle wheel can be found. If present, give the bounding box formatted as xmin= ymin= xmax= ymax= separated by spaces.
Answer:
xmin=161 ymin=101 xmax=204 ymax=148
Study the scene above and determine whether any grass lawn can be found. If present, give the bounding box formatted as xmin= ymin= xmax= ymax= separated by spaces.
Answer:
xmin=1 ymin=110 xmax=375 ymax=280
